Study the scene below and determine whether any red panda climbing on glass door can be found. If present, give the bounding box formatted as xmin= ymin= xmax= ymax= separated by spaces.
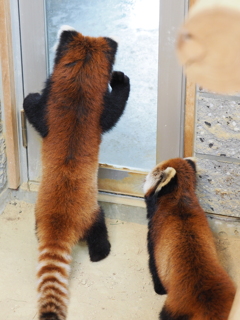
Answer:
xmin=23 ymin=26 xmax=130 ymax=320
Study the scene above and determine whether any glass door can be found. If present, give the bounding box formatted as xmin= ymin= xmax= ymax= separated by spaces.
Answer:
xmin=18 ymin=0 xmax=187 ymax=198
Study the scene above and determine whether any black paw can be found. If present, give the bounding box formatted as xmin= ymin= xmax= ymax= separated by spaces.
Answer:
xmin=110 ymin=71 xmax=129 ymax=88
xmin=151 ymin=274 xmax=167 ymax=295
xmin=154 ymin=283 xmax=167 ymax=295
xmin=23 ymin=92 xmax=41 ymax=106
xmin=40 ymin=312 xmax=60 ymax=320
xmin=22 ymin=92 xmax=49 ymax=138
xmin=23 ymin=93 xmax=41 ymax=115
xmin=88 ymin=239 xmax=111 ymax=262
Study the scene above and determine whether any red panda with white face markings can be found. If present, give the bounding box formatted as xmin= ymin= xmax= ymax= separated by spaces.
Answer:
xmin=143 ymin=158 xmax=236 ymax=320
xmin=23 ymin=26 xmax=130 ymax=320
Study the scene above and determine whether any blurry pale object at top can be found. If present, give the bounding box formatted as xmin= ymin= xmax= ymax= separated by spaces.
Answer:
xmin=176 ymin=0 xmax=240 ymax=94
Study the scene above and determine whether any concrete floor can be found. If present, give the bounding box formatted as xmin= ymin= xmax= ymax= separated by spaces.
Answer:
xmin=0 ymin=200 xmax=165 ymax=320
xmin=1 ymin=199 xmax=240 ymax=320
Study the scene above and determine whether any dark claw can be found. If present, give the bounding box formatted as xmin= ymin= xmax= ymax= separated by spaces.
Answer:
xmin=110 ymin=71 xmax=129 ymax=87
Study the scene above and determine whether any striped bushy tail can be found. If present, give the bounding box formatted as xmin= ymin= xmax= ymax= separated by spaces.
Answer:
xmin=37 ymin=244 xmax=72 ymax=320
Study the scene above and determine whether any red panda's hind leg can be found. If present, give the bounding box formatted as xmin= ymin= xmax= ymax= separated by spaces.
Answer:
xmin=85 ymin=206 xmax=111 ymax=262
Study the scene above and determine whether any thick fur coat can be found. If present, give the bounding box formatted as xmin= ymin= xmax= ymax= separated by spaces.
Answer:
xmin=23 ymin=26 xmax=130 ymax=320
xmin=144 ymin=158 xmax=236 ymax=320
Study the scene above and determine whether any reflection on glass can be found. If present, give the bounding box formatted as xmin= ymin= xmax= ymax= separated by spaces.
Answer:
xmin=46 ymin=0 xmax=159 ymax=171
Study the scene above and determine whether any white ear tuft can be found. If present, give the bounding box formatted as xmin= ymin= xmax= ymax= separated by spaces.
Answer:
xmin=57 ymin=25 xmax=76 ymax=39
xmin=155 ymin=167 xmax=176 ymax=193
xmin=109 ymin=36 xmax=120 ymax=43
xmin=52 ymin=25 xmax=76 ymax=53
xmin=143 ymin=166 xmax=176 ymax=195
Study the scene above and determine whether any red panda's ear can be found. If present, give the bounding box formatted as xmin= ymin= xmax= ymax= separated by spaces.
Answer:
xmin=59 ymin=30 xmax=78 ymax=46
xmin=155 ymin=167 xmax=176 ymax=193
xmin=53 ymin=26 xmax=79 ymax=58
xmin=143 ymin=166 xmax=177 ymax=196
xmin=104 ymin=37 xmax=118 ymax=55
xmin=184 ymin=157 xmax=197 ymax=172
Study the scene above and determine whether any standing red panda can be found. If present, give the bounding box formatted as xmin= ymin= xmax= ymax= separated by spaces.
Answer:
xmin=143 ymin=158 xmax=236 ymax=320
xmin=23 ymin=26 xmax=130 ymax=320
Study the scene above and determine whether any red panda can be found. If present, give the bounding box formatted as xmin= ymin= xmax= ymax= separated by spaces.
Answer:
xmin=23 ymin=26 xmax=130 ymax=320
xmin=143 ymin=158 xmax=236 ymax=320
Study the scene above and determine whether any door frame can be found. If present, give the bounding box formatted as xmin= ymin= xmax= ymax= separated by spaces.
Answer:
xmin=0 ymin=0 xmax=21 ymax=189
xmin=157 ymin=0 xmax=189 ymax=162
xmin=3 ymin=0 xmax=193 ymax=197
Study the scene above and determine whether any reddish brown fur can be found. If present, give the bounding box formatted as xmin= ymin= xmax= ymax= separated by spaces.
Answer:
xmin=145 ymin=158 xmax=236 ymax=320
xmin=37 ymin=35 xmax=112 ymax=245
xmin=34 ymin=32 xmax=120 ymax=320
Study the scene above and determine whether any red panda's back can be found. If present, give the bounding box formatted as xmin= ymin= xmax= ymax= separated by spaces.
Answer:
xmin=154 ymin=205 xmax=235 ymax=320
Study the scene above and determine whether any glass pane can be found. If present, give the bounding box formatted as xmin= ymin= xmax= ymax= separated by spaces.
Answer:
xmin=45 ymin=0 xmax=159 ymax=171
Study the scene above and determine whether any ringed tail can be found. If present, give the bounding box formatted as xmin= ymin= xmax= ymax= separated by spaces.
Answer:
xmin=37 ymin=244 xmax=72 ymax=320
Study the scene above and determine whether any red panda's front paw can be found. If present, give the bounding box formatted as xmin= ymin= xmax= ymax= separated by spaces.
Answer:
xmin=23 ymin=93 xmax=41 ymax=112
xmin=110 ymin=71 xmax=129 ymax=88
xmin=24 ymin=92 xmax=41 ymax=104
